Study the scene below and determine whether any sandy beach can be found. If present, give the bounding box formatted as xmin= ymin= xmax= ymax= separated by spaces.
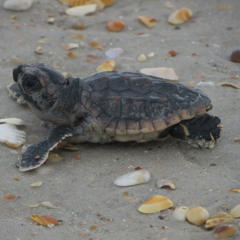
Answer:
xmin=0 ymin=1 xmax=240 ymax=239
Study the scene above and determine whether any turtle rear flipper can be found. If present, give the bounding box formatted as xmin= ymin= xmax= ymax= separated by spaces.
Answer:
xmin=169 ymin=113 xmax=221 ymax=148
xmin=18 ymin=126 xmax=73 ymax=171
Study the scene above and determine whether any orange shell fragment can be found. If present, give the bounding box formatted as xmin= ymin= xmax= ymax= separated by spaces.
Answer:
xmin=106 ymin=20 xmax=125 ymax=32
xmin=30 ymin=215 xmax=59 ymax=226
xmin=138 ymin=16 xmax=159 ymax=28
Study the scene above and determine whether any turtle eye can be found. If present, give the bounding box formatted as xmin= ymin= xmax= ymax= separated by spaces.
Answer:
xmin=23 ymin=77 xmax=41 ymax=92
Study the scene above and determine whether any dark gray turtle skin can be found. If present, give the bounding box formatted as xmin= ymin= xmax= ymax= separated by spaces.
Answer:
xmin=9 ymin=63 xmax=221 ymax=171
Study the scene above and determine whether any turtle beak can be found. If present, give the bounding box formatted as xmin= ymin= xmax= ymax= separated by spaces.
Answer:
xmin=13 ymin=64 xmax=26 ymax=82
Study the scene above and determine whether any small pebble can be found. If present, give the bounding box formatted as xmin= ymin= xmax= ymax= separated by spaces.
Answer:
xmin=3 ymin=0 xmax=33 ymax=11
xmin=230 ymin=50 xmax=240 ymax=63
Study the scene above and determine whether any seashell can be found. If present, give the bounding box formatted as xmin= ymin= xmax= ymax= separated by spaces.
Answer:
xmin=35 ymin=46 xmax=43 ymax=55
xmin=31 ymin=181 xmax=42 ymax=187
xmin=40 ymin=201 xmax=58 ymax=209
xmin=140 ymin=67 xmax=179 ymax=81
xmin=186 ymin=206 xmax=209 ymax=225
xmin=114 ymin=169 xmax=151 ymax=187
xmin=66 ymin=4 xmax=97 ymax=17
xmin=61 ymin=43 xmax=79 ymax=51
xmin=168 ymin=7 xmax=192 ymax=25
xmin=138 ymin=195 xmax=174 ymax=213
xmin=137 ymin=54 xmax=147 ymax=62
xmin=138 ymin=16 xmax=159 ymax=28
xmin=173 ymin=206 xmax=189 ymax=221
xmin=30 ymin=215 xmax=59 ymax=227
xmin=230 ymin=204 xmax=240 ymax=218
xmin=0 ymin=118 xmax=24 ymax=126
xmin=229 ymin=188 xmax=240 ymax=193
xmin=205 ymin=212 xmax=234 ymax=228
xmin=219 ymin=82 xmax=240 ymax=89
xmin=213 ymin=225 xmax=237 ymax=239
xmin=106 ymin=20 xmax=125 ymax=32
xmin=3 ymin=194 xmax=17 ymax=201
xmin=88 ymin=41 xmax=103 ymax=50
xmin=230 ymin=50 xmax=240 ymax=63
xmin=0 ymin=123 xmax=26 ymax=148
xmin=157 ymin=179 xmax=176 ymax=190
xmin=105 ymin=48 xmax=124 ymax=59
xmin=59 ymin=0 xmax=88 ymax=6
xmin=3 ymin=0 xmax=33 ymax=11
xmin=96 ymin=60 xmax=116 ymax=72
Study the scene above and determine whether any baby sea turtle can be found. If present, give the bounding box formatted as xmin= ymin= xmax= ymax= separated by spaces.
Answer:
xmin=9 ymin=63 xmax=221 ymax=171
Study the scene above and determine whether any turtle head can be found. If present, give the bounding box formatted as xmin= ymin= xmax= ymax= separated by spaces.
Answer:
xmin=13 ymin=63 xmax=69 ymax=123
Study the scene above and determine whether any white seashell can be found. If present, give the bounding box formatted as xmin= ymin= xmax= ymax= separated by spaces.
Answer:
xmin=186 ymin=206 xmax=209 ymax=225
xmin=105 ymin=48 xmax=124 ymax=59
xmin=114 ymin=169 xmax=151 ymax=187
xmin=66 ymin=4 xmax=97 ymax=17
xmin=3 ymin=0 xmax=33 ymax=11
xmin=0 ymin=118 xmax=24 ymax=126
xmin=196 ymin=81 xmax=215 ymax=87
xmin=140 ymin=67 xmax=179 ymax=81
xmin=31 ymin=181 xmax=42 ymax=187
xmin=0 ymin=123 xmax=26 ymax=148
xmin=157 ymin=179 xmax=176 ymax=190
xmin=230 ymin=204 xmax=240 ymax=218
xmin=137 ymin=54 xmax=147 ymax=62
xmin=173 ymin=206 xmax=189 ymax=221
xmin=40 ymin=201 xmax=58 ymax=209
xmin=168 ymin=7 xmax=192 ymax=25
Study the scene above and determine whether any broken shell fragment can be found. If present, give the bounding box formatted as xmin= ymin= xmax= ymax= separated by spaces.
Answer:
xmin=186 ymin=206 xmax=209 ymax=225
xmin=168 ymin=7 xmax=192 ymax=25
xmin=157 ymin=179 xmax=176 ymax=190
xmin=138 ymin=16 xmax=159 ymax=28
xmin=230 ymin=204 xmax=240 ymax=218
xmin=230 ymin=50 xmax=240 ymax=63
xmin=30 ymin=215 xmax=59 ymax=227
xmin=106 ymin=20 xmax=125 ymax=32
xmin=114 ymin=169 xmax=151 ymax=187
xmin=173 ymin=206 xmax=189 ymax=221
xmin=105 ymin=48 xmax=124 ymax=59
xmin=31 ymin=181 xmax=42 ymax=187
xmin=66 ymin=4 xmax=97 ymax=17
xmin=40 ymin=201 xmax=58 ymax=209
xmin=140 ymin=67 xmax=178 ymax=81
xmin=47 ymin=153 xmax=64 ymax=163
xmin=0 ymin=123 xmax=26 ymax=148
xmin=96 ymin=60 xmax=116 ymax=72
xmin=205 ymin=212 xmax=234 ymax=228
xmin=138 ymin=195 xmax=174 ymax=213
xmin=213 ymin=225 xmax=237 ymax=239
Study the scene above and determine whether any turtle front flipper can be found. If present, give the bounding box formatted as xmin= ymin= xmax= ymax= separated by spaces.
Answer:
xmin=169 ymin=113 xmax=221 ymax=148
xmin=7 ymin=83 xmax=26 ymax=105
xmin=17 ymin=126 xmax=73 ymax=171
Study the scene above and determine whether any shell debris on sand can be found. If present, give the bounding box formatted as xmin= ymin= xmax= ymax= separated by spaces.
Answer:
xmin=213 ymin=225 xmax=237 ymax=239
xmin=140 ymin=67 xmax=178 ymax=81
xmin=173 ymin=206 xmax=189 ymax=221
xmin=138 ymin=195 xmax=174 ymax=214
xmin=168 ymin=7 xmax=192 ymax=25
xmin=205 ymin=212 xmax=234 ymax=228
xmin=96 ymin=60 xmax=116 ymax=72
xmin=114 ymin=169 xmax=151 ymax=187
xmin=157 ymin=179 xmax=176 ymax=190
xmin=65 ymin=4 xmax=97 ymax=17
xmin=3 ymin=0 xmax=33 ymax=11
xmin=230 ymin=204 xmax=240 ymax=218
xmin=186 ymin=206 xmax=209 ymax=225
